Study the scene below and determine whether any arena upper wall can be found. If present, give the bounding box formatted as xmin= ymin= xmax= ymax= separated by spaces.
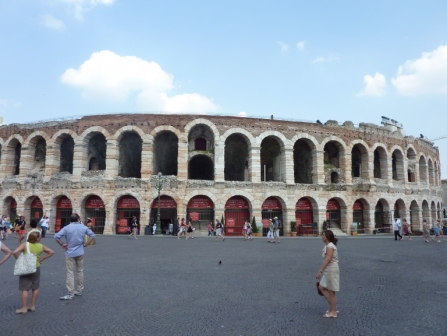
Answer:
xmin=0 ymin=113 xmax=443 ymax=235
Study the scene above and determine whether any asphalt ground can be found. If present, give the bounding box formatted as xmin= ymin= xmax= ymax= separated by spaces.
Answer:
xmin=0 ymin=234 xmax=446 ymax=336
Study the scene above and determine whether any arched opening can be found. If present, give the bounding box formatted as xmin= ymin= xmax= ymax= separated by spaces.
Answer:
xmin=55 ymin=196 xmax=73 ymax=232
xmin=195 ymin=138 xmax=206 ymax=150
xmin=353 ymin=200 xmax=364 ymax=233
xmin=6 ymin=197 xmax=18 ymax=222
xmin=153 ymin=131 xmax=178 ymax=176
xmin=224 ymin=134 xmax=250 ymax=182
xmin=393 ymin=199 xmax=406 ymax=220
xmin=119 ymin=132 xmax=142 ymax=178
xmin=326 ymin=199 xmax=341 ymax=229
xmin=428 ymin=159 xmax=434 ymax=186
xmin=87 ymin=133 xmax=106 ymax=171
xmin=188 ymin=124 xmax=214 ymax=152
xmin=150 ymin=196 xmax=177 ymax=234
xmin=116 ymin=196 xmax=140 ymax=235
xmin=188 ymin=155 xmax=214 ymax=180
xmin=375 ymin=199 xmax=392 ymax=232
xmin=351 ymin=144 xmax=368 ymax=178
xmin=261 ymin=137 xmax=283 ymax=182
xmin=431 ymin=201 xmax=437 ymax=223
xmin=296 ymin=197 xmax=314 ymax=236
xmin=324 ymin=141 xmax=341 ymax=168
xmin=186 ymin=196 xmax=214 ymax=232
xmin=30 ymin=197 xmax=43 ymax=222
xmin=331 ymin=172 xmax=339 ymax=183
xmin=84 ymin=196 xmax=106 ymax=234
xmin=60 ymin=136 xmax=74 ymax=174
xmin=29 ymin=137 xmax=47 ymax=174
xmin=406 ymin=148 xmax=416 ymax=182
xmin=224 ymin=196 xmax=250 ymax=236
xmin=373 ymin=147 xmax=387 ymax=179
xmin=293 ymin=139 xmax=313 ymax=184
xmin=419 ymin=156 xmax=428 ymax=184
xmin=392 ymin=150 xmax=404 ymax=181
xmin=14 ymin=142 xmax=21 ymax=175
xmin=261 ymin=197 xmax=283 ymax=236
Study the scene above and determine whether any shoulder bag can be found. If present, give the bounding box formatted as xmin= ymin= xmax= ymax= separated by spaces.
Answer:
xmin=14 ymin=242 xmax=37 ymax=276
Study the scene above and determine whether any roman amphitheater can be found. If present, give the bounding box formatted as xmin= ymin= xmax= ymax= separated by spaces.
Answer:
xmin=0 ymin=113 xmax=443 ymax=236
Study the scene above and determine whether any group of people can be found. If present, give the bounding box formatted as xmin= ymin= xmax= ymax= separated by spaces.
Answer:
xmin=0 ymin=214 xmax=50 ymax=245
xmin=0 ymin=213 xmax=96 ymax=313
xmin=393 ymin=217 xmax=446 ymax=242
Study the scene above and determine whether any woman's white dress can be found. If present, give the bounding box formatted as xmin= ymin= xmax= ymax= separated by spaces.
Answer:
xmin=319 ymin=242 xmax=340 ymax=292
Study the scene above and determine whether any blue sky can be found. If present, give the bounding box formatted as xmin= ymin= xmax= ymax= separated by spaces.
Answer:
xmin=1 ymin=1 xmax=447 ymax=176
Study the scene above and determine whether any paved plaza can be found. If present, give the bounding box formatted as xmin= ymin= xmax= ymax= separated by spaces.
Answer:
xmin=1 ymin=234 xmax=446 ymax=336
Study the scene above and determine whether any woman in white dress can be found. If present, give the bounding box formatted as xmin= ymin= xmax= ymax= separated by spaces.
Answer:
xmin=316 ymin=230 xmax=339 ymax=318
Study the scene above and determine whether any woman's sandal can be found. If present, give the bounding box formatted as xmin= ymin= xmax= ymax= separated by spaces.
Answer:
xmin=15 ymin=308 xmax=27 ymax=314
xmin=323 ymin=313 xmax=337 ymax=318
xmin=27 ymin=306 xmax=36 ymax=312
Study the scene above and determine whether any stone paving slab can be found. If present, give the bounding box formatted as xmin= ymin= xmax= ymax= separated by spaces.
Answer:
xmin=0 ymin=235 xmax=446 ymax=336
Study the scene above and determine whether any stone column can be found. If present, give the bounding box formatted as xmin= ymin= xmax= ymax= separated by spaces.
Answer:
xmin=0 ymin=146 xmax=8 ymax=180
xmin=251 ymin=146 xmax=261 ymax=183
xmin=18 ymin=145 xmax=31 ymax=179
xmin=105 ymin=140 xmax=118 ymax=179
xmin=214 ymin=140 xmax=225 ymax=182
xmin=365 ymin=209 xmax=375 ymax=234
xmin=314 ymin=150 xmax=325 ymax=184
xmin=283 ymin=148 xmax=295 ymax=185
xmin=283 ymin=207 xmax=295 ymax=235
xmin=344 ymin=153 xmax=352 ymax=185
xmin=177 ymin=136 xmax=188 ymax=180
xmin=72 ymin=143 xmax=85 ymax=181
xmin=44 ymin=142 xmax=58 ymax=181
xmin=318 ymin=206 xmax=327 ymax=233
xmin=141 ymin=139 xmax=153 ymax=179
xmin=343 ymin=206 xmax=353 ymax=234
xmin=103 ymin=207 xmax=115 ymax=235
xmin=367 ymin=152 xmax=374 ymax=181
xmin=386 ymin=158 xmax=393 ymax=185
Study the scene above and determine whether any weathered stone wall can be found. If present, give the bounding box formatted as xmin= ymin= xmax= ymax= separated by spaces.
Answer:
xmin=0 ymin=113 xmax=443 ymax=235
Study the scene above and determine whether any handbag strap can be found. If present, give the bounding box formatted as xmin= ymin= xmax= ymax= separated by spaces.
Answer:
xmin=26 ymin=242 xmax=31 ymax=254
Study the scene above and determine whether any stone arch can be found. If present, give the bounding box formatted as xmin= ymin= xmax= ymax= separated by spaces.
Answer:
xmin=118 ymin=131 xmax=142 ymax=178
xmin=292 ymin=135 xmax=318 ymax=184
xmin=349 ymin=141 xmax=369 ymax=179
xmin=418 ymin=155 xmax=428 ymax=184
xmin=352 ymin=197 xmax=371 ymax=233
xmin=259 ymin=132 xmax=287 ymax=182
xmin=150 ymin=125 xmax=181 ymax=138
xmin=372 ymin=144 xmax=389 ymax=180
xmin=420 ymin=200 xmax=428 ymax=224
xmin=321 ymin=137 xmax=347 ymax=183
xmin=221 ymin=128 xmax=256 ymax=145
xmin=390 ymin=146 xmax=405 ymax=182
xmin=24 ymin=131 xmax=50 ymax=147
xmin=427 ymin=158 xmax=435 ymax=186
xmin=52 ymin=130 xmax=77 ymax=174
xmin=111 ymin=190 xmax=145 ymax=209
xmin=79 ymin=126 xmax=111 ymax=141
xmin=184 ymin=118 xmax=220 ymax=139
xmin=26 ymin=133 xmax=49 ymax=175
xmin=406 ymin=147 xmax=417 ymax=182
xmin=430 ymin=201 xmax=437 ymax=223
xmin=324 ymin=195 xmax=348 ymax=232
xmin=153 ymin=130 xmax=178 ymax=176
xmin=183 ymin=191 xmax=218 ymax=208
xmin=114 ymin=125 xmax=146 ymax=142
xmin=374 ymin=198 xmax=392 ymax=230
xmin=188 ymin=155 xmax=214 ymax=180
xmin=3 ymin=134 xmax=23 ymax=176
xmin=224 ymin=132 xmax=251 ymax=182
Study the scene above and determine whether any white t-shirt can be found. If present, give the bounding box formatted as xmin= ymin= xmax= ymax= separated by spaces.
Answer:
xmin=393 ymin=220 xmax=401 ymax=231
xmin=40 ymin=218 xmax=49 ymax=228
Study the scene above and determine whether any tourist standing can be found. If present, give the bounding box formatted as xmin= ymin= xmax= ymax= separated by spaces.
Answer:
xmin=242 ymin=220 xmax=248 ymax=240
xmin=26 ymin=219 xmax=41 ymax=240
xmin=5 ymin=216 xmax=12 ymax=239
xmin=433 ymin=219 xmax=441 ymax=243
xmin=246 ymin=221 xmax=253 ymax=240
xmin=39 ymin=214 xmax=49 ymax=238
xmin=401 ymin=219 xmax=412 ymax=241
xmin=173 ymin=217 xmax=179 ymax=237
xmin=316 ymin=230 xmax=339 ymax=318
xmin=0 ymin=240 xmax=12 ymax=265
xmin=267 ymin=219 xmax=274 ymax=242
xmin=13 ymin=231 xmax=54 ymax=313
xmin=178 ymin=218 xmax=187 ymax=239
xmin=152 ymin=222 xmax=157 ymax=235
xmin=437 ymin=219 xmax=445 ymax=241
xmin=273 ymin=217 xmax=281 ymax=244
xmin=15 ymin=215 xmax=26 ymax=246
xmin=423 ymin=220 xmax=430 ymax=243
xmin=207 ymin=221 xmax=214 ymax=236
xmin=393 ymin=218 xmax=402 ymax=241
xmin=186 ymin=221 xmax=194 ymax=239
xmin=214 ymin=218 xmax=225 ymax=242
xmin=54 ymin=213 xmax=96 ymax=300
xmin=128 ymin=216 xmax=138 ymax=239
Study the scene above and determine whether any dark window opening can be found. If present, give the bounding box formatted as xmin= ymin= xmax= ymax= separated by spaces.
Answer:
xmin=60 ymin=137 xmax=74 ymax=174
xmin=153 ymin=131 xmax=178 ymax=176
xmin=373 ymin=150 xmax=381 ymax=178
xmin=351 ymin=145 xmax=362 ymax=177
xmin=14 ymin=143 xmax=21 ymax=175
xmin=119 ymin=132 xmax=142 ymax=178
xmin=331 ymin=172 xmax=339 ymax=183
xmin=324 ymin=142 xmax=340 ymax=168
xmin=261 ymin=137 xmax=282 ymax=182
xmin=89 ymin=157 xmax=99 ymax=171
xmin=195 ymin=138 xmax=207 ymax=150
xmin=34 ymin=138 xmax=46 ymax=164
xmin=294 ymin=139 xmax=312 ymax=183
xmin=88 ymin=133 xmax=106 ymax=170
xmin=225 ymin=134 xmax=249 ymax=181
xmin=188 ymin=155 xmax=214 ymax=180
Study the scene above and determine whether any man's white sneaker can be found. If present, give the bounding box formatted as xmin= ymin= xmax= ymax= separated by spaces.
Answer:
xmin=74 ymin=291 xmax=82 ymax=296
xmin=60 ymin=294 xmax=74 ymax=300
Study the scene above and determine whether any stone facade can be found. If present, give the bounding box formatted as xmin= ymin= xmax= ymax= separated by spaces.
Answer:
xmin=0 ymin=114 xmax=443 ymax=235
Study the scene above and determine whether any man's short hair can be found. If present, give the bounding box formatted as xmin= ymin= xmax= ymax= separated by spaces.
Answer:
xmin=30 ymin=219 xmax=38 ymax=228
xmin=70 ymin=213 xmax=80 ymax=223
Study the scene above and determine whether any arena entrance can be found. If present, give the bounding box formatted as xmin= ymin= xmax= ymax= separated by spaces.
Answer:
xmin=224 ymin=196 xmax=250 ymax=236
xmin=261 ymin=197 xmax=283 ymax=236
xmin=326 ymin=199 xmax=341 ymax=229
xmin=374 ymin=199 xmax=392 ymax=233
xmin=116 ymin=196 xmax=140 ymax=235
xmin=353 ymin=200 xmax=364 ymax=233
xmin=296 ymin=197 xmax=313 ymax=236
xmin=186 ymin=196 xmax=214 ymax=233
xmin=55 ymin=196 xmax=73 ymax=232
xmin=30 ymin=198 xmax=43 ymax=222
xmin=9 ymin=198 xmax=17 ymax=222
xmin=85 ymin=196 xmax=106 ymax=234
xmin=150 ymin=196 xmax=177 ymax=234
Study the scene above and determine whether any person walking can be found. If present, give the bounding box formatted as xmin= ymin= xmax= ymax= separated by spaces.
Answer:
xmin=5 ymin=216 xmax=12 ymax=240
xmin=0 ymin=215 xmax=5 ymax=240
xmin=433 ymin=219 xmax=441 ymax=243
xmin=437 ymin=219 xmax=445 ymax=242
xmin=13 ymin=231 xmax=54 ymax=313
xmin=267 ymin=219 xmax=274 ymax=242
xmin=273 ymin=217 xmax=281 ymax=244
xmin=393 ymin=218 xmax=402 ymax=241
xmin=246 ymin=221 xmax=253 ymax=240
xmin=316 ymin=230 xmax=339 ymax=318
xmin=15 ymin=215 xmax=26 ymax=246
xmin=214 ymin=218 xmax=225 ymax=242
xmin=186 ymin=221 xmax=194 ymax=239
xmin=401 ymin=219 xmax=412 ymax=241
xmin=54 ymin=213 xmax=96 ymax=300
xmin=242 ymin=220 xmax=248 ymax=240
xmin=173 ymin=217 xmax=179 ymax=237
xmin=0 ymin=240 xmax=12 ymax=265
xmin=128 ymin=216 xmax=138 ymax=239
xmin=178 ymin=218 xmax=187 ymax=239
xmin=39 ymin=214 xmax=49 ymax=238
xmin=207 ymin=221 xmax=214 ymax=236
xmin=423 ymin=220 xmax=430 ymax=243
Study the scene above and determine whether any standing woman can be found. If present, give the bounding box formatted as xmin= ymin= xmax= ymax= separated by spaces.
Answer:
xmin=186 ymin=220 xmax=194 ymax=239
xmin=178 ymin=218 xmax=187 ymax=239
xmin=13 ymin=232 xmax=54 ymax=314
xmin=316 ymin=230 xmax=339 ymax=318
xmin=401 ymin=219 xmax=412 ymax=241
xmin=128 ymin=216 xmax=138 ymax=240
xmin=15 ymin=215 xmax=26 ymax=246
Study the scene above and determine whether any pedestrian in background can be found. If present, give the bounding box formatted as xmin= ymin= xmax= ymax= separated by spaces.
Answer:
xmin=207 ymin=221 xmax=214 ymax=236
xmin=128 ymin=216 xmax=138 ymax=239
xmin=273 ymin=217 xmax=281 ymax=244
xmin=437 ymin=219 xmax=445 ymax=241
xmin=433 ymin=219 xmax=441 ymax=243
xmin=26 ymin=219 xmax=41 ymax=240
xmin=178 ymin=218 xmax=187 ymax=239
xmin=173 ymin=217 xmax=179 ymax=237
xmin=393 ymin=218 xmax=402 ymax=241
xmin=214 ymin=218 xmax=225 ymax=242
xmin=15 ymin=215 xmax=26 ymax=246
xmin=267 ymin=219 xmax=274 ymax=242
xmin=39 ymin=214 xmax=49 ymax=238
xmin=186 ymin=220 xmax=194 ymax=239
xmin=423 ymin=220 xmax=430 ymax=243
xmin=316 ymin=230 xmax=339 ymax=318
xmin=55 ymin=213 xmax=96 ymax=300
xmin=401 ymin=219 xmax=412 ymax=241
xmin=13 ymin=231 xmax=54 ymax=313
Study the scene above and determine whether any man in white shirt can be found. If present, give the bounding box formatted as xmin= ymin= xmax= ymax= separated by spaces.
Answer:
xmin=393 ymin=218 xmax=402 ymax=241
xmin=40 ymin=214 xmax=49 ymax=238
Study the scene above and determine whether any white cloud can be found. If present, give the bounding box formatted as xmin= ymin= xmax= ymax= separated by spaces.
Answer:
xmin=60 ymin=0 xmax=114 ymax=20
xmin=392 ymin=44 xmax=447 ymax=96
xmin=277 ymin=41 xmax=289 ymax=53
xmin=41 ymin=14 xmax=66 ymax=31
xmin=61 ymin=50 xmax=218 ymax=113
xmin=238 ymin=111 xmax=247 ymax=117
xmin=357 ymin=72 xmax=387 ymax=97
xmin=0 ymin=98 xmax=21 ymax=112
xmin=311 ymin=55 xmax=339 ymax=63
xmin=296 ymin=41 xmax=305 ymax=51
